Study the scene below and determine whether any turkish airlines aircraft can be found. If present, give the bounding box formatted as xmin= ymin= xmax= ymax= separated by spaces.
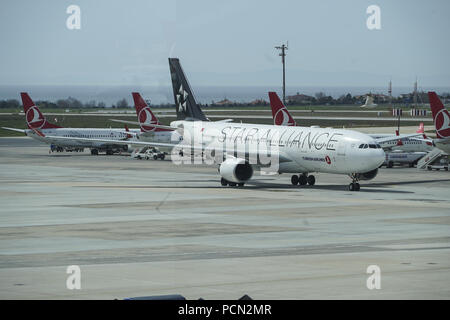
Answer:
xmin=1 ymin=93 xmax=138 ymax=155
xmin=422 ymin=92 xmax=450 ymax=154
xmin=41 ymin=58 xmax=386 ymax=191
xmin=111 ymin=92 xmax=183 ymax=154
xmin=268 ymin=91 xmax=431 ymax=152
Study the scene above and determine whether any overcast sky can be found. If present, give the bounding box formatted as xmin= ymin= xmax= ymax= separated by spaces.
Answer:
xmin=1 ymin=0 xmax=449 ymax=87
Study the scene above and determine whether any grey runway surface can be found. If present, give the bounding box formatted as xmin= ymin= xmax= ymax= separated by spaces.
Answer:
xmin=0 ymin=137 xmax=449 ymax=299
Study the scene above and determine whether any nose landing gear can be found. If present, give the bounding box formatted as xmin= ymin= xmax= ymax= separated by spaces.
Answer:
xmin=348 ymin=174 xmax=361 ymax=191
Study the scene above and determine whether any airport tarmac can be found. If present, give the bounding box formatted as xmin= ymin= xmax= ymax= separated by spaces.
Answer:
xmin=0 ymin=137 xmax=449 ymax=299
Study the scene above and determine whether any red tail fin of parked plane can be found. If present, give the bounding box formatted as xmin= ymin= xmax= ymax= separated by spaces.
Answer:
xmin=132 ymin=92 xmax=169 ymax=132
xmin=268 ymin=92 xmax=296 ymax=126
xmin=416 ymin=122 xmax=424 ymax=134
xmin=428 ymin=92 xmax=450 ymax=139
xmin=21 ymin=92 xmax=61 ymax=130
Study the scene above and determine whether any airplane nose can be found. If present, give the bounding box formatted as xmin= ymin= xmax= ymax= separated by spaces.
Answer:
xmin=372 ymin=149 xmax=385 ymax=167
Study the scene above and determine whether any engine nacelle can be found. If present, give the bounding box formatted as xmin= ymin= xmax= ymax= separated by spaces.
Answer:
xmin=356 ymin=168 xmax=378 ymax=181
xmin=219 ymin=158 xmax=253 ymax=183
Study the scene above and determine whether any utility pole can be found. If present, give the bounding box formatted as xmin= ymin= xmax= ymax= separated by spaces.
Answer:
xmin=388 ymin=79 xmax=392 ymax=109
xmin=413 ymin=77 xmax=418 ymax=108
xmin=275 ymin=42 xmax=288 ymax=105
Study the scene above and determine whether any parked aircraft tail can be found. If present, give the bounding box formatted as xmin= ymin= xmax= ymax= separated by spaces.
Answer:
xmin=132 ymin=92 xmax=169 ymax=132
xmin=268 ymin=92 xmax=296 ymax=126
xmin=416 ymin=122 xmax=424 ymax=134
xmin=168 ymin=58 xmax=208 ymax=121
xmin=428 ymin=91 xmax=450 ymax=139
xmin=21 ymin=92 xmax=62 ymax=130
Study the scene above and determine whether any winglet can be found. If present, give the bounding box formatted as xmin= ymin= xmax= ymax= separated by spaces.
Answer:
xmin=416 ymin=122 xmax=424 ymax=134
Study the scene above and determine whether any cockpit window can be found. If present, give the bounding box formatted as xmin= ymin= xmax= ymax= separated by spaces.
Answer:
xmin=359 ymin=144 xmax=364 ymax=149
xmin=369 ymin=144 xmax=376 ymax=149
xmin=364 ymin=144 xmax=368 ymax=149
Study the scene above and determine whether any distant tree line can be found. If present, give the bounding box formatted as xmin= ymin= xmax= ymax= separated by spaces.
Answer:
xmin=1 ymin=92 xmax=449 ymax=110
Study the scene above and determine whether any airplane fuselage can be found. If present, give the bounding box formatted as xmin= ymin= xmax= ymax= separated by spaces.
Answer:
xmin=25 ymin=128 xmax=140 ymax=148
xmin=174 ymin=120 xmax=385 ymax=175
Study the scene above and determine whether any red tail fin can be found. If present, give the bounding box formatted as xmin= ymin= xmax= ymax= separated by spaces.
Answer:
xmin=124 ymin=125 xmax=132 ymax=139
xmin=132 ymin=92 xmax=162 ymax=132
xmin=428 ymin=92 xmax=450 ymax=138
xmin=416 ymin=122 xmax=424 ymax=133
xmin=268 ymin=92 xmax=296 ymax=126
xmin=21 ymin=92 xmax=61 ymax=129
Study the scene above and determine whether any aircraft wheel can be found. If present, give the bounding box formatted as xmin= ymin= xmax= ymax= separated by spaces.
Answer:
xmin=229 ymin=182 xmax=237 ymax=187
xmin=220 ymin=178 xmax=228 ymax=186
xmin=299 ymin=174 xmax=308 ymax=186
xmin=355 ymin=183 xmax=360 ymax=191
xmin=291 ymin=175 xmax=299 ymax=185
xmin=307 ymin=175 xmax=315 ymax=186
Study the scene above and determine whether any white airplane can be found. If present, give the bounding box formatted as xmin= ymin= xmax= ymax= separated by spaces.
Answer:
xmin=1 ymin=93 xmax=138 ymax=155
xmin=112 ymin=92 xmax=183 ymax=156
xmin=414 ymin=92 xmax=450 ymax=154
xmin=268 ymin=91 xmax=431 ymax=153
xmin=38 ymin=58 xmax=386 ymax=191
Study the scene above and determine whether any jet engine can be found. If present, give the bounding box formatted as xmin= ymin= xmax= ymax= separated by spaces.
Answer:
xmin=219 ymin=157 xmax=253 ymax=183
xmin=355 ymin=168 xmax=378 ymax=181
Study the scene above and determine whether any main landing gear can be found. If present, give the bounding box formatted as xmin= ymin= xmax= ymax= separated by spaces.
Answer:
xmin=291 ymin=173 xmax=315 ymax=186
xmin=348 ymin=174 xmax=361 ymax=191
xmin=221 ymin=178 xmax=244 ymax=187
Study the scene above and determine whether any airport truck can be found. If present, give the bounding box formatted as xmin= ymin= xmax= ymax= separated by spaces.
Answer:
xmin=133 ymin=148 xmax=166 ymax=160
xmin=382 ymin=152 xmax=427 ymax=168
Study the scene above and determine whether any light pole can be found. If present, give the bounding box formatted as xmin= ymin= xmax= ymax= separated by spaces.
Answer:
xmin=275 ymin=42 xmax=288 ymax=105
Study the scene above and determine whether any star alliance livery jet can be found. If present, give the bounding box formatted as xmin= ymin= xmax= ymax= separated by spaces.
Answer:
xmin=41 ymin=58 xmax=386 ymax=191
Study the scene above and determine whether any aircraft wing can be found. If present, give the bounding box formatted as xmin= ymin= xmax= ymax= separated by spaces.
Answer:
xmin=375 ymin=133 xmax=422 ymax=144
xmin=1 ymin=127 xmax=27 ymax=133
xmin=110 ymin=119 xmax=176 ymax=131
xmin=435 ymin=137 xmax=450 ymax=145
xmin=214 ymin=119 xmax=234 ymax=123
